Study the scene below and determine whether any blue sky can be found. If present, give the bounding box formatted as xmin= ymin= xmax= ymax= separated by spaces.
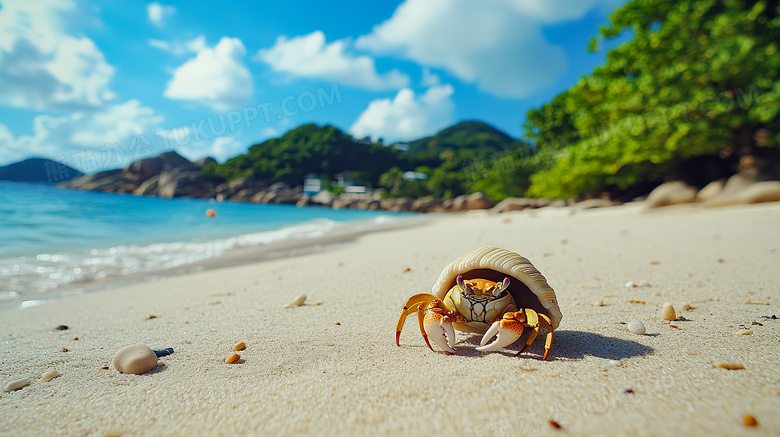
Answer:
xmin=0 ymin=0 xmax=627 ymax=173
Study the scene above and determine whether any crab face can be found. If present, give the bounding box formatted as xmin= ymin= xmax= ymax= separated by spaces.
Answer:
xmin=444 ymin=277 xmax=515 ymax=331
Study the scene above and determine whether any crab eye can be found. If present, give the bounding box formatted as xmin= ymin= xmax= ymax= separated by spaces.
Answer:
xmin=456 ymin=275 xmax=470 ymax=295
xmin=494 ymin=277 xmax=510 ymax=296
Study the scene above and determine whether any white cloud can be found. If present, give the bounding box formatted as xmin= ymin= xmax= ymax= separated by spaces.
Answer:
xmin=349 ymin=84 xmax=455 ymax=143
xmin=148 ymin=35 xmax=206 ymax=56
xmin=257 ymin=31 xmax=409 ymax=91
xmin=356 ymin=0 xmax=619 ymax=98
xmin=420 ymin=68 xmax=441 ymax=87
xmin=0 ymin=100 xmax=163 ymax=171
xmin=0 ymin=0 xmax=116 ymax=111
xmin=147 ymin=2 xmax=176 ymax=26
xmin=512 ymin=0 xmax=623 ymax=22
xmin=164 ymin=37 xmax=254 ymax=111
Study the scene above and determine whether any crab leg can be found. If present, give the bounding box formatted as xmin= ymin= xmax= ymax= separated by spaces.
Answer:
xmin=423 ymin=309 xmax=457 ymax=353
xmin=537 ymin=312 xmax=554 ymax=361
xmin=396 ymin=293 xmax=439 ymax=346
xmin=475 ymin=313 xmax=525 ymax=352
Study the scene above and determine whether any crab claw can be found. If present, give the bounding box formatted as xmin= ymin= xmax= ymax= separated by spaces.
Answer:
xmin=476 ymin=316 xmax=524 ymax=352
xmin=423 ymin=310 xmax=457 ymax=353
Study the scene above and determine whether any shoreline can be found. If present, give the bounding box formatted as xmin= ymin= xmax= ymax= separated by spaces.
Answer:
xmin=1 ymin=202 xmax=778 ymax=436
xmin=4 ymin=213 xmax=435 ymax=310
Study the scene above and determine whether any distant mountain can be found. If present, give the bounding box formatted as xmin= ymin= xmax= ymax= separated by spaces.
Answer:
xmin=0 ymin=158 xmax=84 ymax=183
xmin=202 ymin=124 xmax=402 ymax=186
xmin=404 ymin=121 xmax=527 ymax=164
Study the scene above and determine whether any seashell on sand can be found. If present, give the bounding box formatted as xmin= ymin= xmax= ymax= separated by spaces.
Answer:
xmin=112 ymin=344 xmax=158 ymax=375
xmin=4 ymin=378 xmax=31 ymax=392
xmin=628 ymin=320 xmax=646 ymax=335
xmin=661 ymin=303 xmax=676 ymax=321
xmin=715 ymin=361 xmax=745 ymax=370
xmin=284 ymin=294 xmax=307 ymax=308
xmin=41 ymin=369 xmax=61 ymax=382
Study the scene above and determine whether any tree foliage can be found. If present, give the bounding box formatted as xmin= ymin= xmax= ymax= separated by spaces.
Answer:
xmin=525 ymin=0 xmax=780 ymax=198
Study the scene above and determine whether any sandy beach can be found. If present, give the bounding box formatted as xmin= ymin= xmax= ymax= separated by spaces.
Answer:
xmin=1 ymin=203 xmax=779 ymax=436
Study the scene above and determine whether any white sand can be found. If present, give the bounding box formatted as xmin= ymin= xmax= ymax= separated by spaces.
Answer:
xmin=1 ymin=203 xmax=779 ymax=436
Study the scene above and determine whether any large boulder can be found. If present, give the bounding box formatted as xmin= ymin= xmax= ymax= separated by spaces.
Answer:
xmin=696 ymin=179 xmax=725 ymax=202
xmin=411 ymin=196 xmax=441 ymax=213
xmin=491 ymin=197 xmax=532 ymax=213
xmin=704 ymin=173 xmax=780 ymax=207
xmin=644 ymin=181 xmax=698 ymax=208
xmin=123 ymin=152 xmax=196 ymax=185
xmin=464 ymin=192 xmax=494 ymax=210
xmin=67 ymin=169 xmax=129 ymax=192
xmin=311 ymin=190 xmax=335 ymax=206
xmin=156 ymin=171 xmax=214 ymax=198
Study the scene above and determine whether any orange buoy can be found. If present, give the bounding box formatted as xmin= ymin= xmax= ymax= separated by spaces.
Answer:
xmin=206 ymin=209 xmax=217 ymax=217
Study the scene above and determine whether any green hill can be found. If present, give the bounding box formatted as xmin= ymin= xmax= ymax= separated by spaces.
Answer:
xmin=404 ymin=120 xmax=526 ymax=164
xmin=201 ymin=124 xmax=402 ymax=186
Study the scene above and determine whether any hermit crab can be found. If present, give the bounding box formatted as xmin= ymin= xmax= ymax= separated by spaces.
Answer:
xmin=396 ymin=246 xmax=562 ymax=360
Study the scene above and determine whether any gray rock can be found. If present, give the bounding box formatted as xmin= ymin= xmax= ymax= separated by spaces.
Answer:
xmin=124 ymin=152 xmax=196 ymax=185
xmin=311 ymin=190 xmax=335 ymax=206
xmin=575 ymin=198 xmax=619 ymax=210
xmin=464 ymin=192 xmax=494 ymax=210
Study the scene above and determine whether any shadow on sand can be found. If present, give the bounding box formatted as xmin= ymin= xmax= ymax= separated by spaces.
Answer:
xmin=435 ymin=329 xmax=655 ymax=361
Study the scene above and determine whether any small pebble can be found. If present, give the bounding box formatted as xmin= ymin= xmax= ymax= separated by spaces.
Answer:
xmin=592 ymin=300 xmax=604 ymax=307
xmin=661 ymin=303 xmax=676 ymax=321
xmin=715 ymin=361 xmax=745 ymax=370
xmin=284 ymin=294 xmax=307 ymax=308
xmin=549 ymin=419 xmax=561 ymax=429
xmin=154 ymin=347 xmax=174 ymax=357
xmin=73 ymin=337 xmax=79 ymax=340
xmin=61 ymin=347 xmax=68 ymax=352
xmin=335 ymin=322 xmax=341 ymax=325
xmin=743 ymin=415 xmax=758 ymax=427
xmin=55 ymin=325 xmax=69 ymax=331
xmin=146 ymin=315 xmax=157 ymax=320
xmin=609 ymin=360 xmax=621 ymax=366
xmin=4 ymin=378 xmax=32 ymax=392
xmin=736 ymin=330 xmax=753 ymax=336
xmin=234 ymin=342 xmax=246 ymax=351
xmin=225 ymin=353 xmax=241 ymax=364
xmin=113 ymin=344 xmax=159 ymax=374
xmin=402 ymin=267 xmax=411 ymax=273
xmin=625 ymin=281 xmax=635 ymax=288
xmin=628 ymin=321 xmax=646 ymax=335
xmin=41 ymin=369 xmax=61 ymax=382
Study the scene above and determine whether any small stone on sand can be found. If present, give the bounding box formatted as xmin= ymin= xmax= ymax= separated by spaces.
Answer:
xmin=593 ymin=300 xmax=605 ymax=307
xmin=715 ymin=361 xmax=745 ymax=370
xmin=4 ymin=378 xmax=31 ymax=392
xmin=628 ymin=321 xmax=646 ymax=335
xmin=736 ymin=330 xmax=753 ymax=335
xmin=234 ymin=342 xmax=246 ymax=351
xmin=609 ymin=360 xmax=621 ymax=366
xmin=61 ymin=347 xmax=68 ymax=352
xmin=226 ymin=353 xmax=241 ymax=364
xmin=41 ymin=369 xmax=61 ymax=382
xmin=661 ymin=303 xmax=676 ymax=321
xmin=625 ymin=281 xmax=635 ymax=288
xmin=55 ymin=325 xmax=69 ymax=331
xmin=284 ymin=294 xmax=307 ymax=308
xmin=113 ymin=344 xmax=159 ymax=375
xmin=743 ymin=415 xmax=758 ymax=427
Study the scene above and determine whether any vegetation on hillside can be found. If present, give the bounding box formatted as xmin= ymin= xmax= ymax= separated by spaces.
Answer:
xmin=524 ymin=0 xmax=780 ymax=198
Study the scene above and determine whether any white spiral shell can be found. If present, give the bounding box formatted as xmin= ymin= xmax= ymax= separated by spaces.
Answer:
xmin=431 ymin=245 xmax=563 ymax=329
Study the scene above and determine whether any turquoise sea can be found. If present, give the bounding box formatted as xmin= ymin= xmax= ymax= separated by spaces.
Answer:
xmin=0 ymin=181 xmax=414 ymax=306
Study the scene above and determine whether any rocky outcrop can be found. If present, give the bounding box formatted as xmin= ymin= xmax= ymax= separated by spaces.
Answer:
xmin=66 ymin=151 xmax=216 ymax=199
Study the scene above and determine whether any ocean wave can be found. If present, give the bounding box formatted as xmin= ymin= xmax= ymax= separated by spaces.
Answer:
xmin=0 ymin=215 xmax=402 ymax=300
